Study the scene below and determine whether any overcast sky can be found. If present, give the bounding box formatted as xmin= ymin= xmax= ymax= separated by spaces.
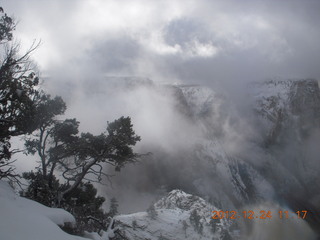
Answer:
xmin=2 ymin=0 xmax=320 ymax=91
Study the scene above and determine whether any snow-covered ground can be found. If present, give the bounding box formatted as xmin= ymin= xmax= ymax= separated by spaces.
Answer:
xmin=0 ymin=180 xmax=88 ymax=240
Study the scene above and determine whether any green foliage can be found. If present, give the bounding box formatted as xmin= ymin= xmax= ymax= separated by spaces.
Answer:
xmin=22 ymin=171 xmax=60 ymax=206
xmin=61 ymin=182 xmax=108 ymax=235
xmin=25 ymin=114 xmax=141 ymax=199
xmin=1 ymin=6 xmax=141 ymax=239
xmin=0 ymin=7 xmax=39 ymax=141
xmin=52 ymin=118 xmax=79 ymax=142
xmin=22 ymin=171 xmax=108 ymax=235
xmin=32 ymin=94 xmax=66 ymax=128
xmin=22 ymin=93 xmax=141 ymax=237
xmin=77 ymin=116 xmax=141 ymax=172
xmin=108 ymin=116 xmax=141 ymax=171
xmin=0 ymin=7 xmax=44 ymax=179
xmin=0 ymin=47 xmax=41 ymax=164
xmin=0 ymin=7 xmax=14 ymax=43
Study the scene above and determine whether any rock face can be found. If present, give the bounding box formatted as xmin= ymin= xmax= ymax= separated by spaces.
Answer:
xmin=252 ymin=79 xmax=320 ymax=146
xmin=251 ymin=79 xmax=320 ymax=190
xmin=168 ymin=84 xmax=275 ymax=209
xmin=115 ymin=190 xmax=233 ymax=240
xmin=251 ymin=79 xmax=320 ymax=235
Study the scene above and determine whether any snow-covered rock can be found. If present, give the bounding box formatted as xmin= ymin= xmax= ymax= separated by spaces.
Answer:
xmin=115 ymin=189 xmax=233 ymax=240
xmin=252 ymin=78 xmax=320 ymax=145
xmin=179 ymin=84 xmax=217 ymax=117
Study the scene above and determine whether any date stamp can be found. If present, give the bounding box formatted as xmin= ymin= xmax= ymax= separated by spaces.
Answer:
xmin=211 ymin=210 xmax=308 ymax=220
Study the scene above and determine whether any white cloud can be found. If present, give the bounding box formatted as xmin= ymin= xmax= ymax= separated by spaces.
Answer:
xmin=186 ymin=39 xmax=219 ymax=58
xmin=140 ymin=30 xmax=182 ymax=55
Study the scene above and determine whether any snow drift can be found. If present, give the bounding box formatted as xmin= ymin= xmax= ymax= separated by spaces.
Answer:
xmin=0 ymin=180 xmax=87 ymax=240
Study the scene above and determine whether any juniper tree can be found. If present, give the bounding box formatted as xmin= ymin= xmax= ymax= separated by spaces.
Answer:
xmin=0 ymin=7 xmax=44 ymax=180
xmin=25 ymin=115 xmax=141 ymax=200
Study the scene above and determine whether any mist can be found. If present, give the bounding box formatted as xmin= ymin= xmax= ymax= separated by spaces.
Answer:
xmin=2 ymin=0 xmax=320 ymax=239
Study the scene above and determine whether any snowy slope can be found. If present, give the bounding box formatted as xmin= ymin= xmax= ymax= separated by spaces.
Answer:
xmin=0 ymin=180 xmax=88 ymax=240
xmin=115 ymin=190 xmax=233 ymax=240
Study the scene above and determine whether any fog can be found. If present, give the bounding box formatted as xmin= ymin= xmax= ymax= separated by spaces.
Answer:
xmin=2 ymin=0 xmax=320 ymax=238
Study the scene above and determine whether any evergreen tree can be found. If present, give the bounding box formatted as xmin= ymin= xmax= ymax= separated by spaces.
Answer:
xmin=22 ymin=174 xmax=108 ymax=235
xmin=209 ymin=218 xmax=217 ymax=234
xmin=182 ymin=220 xmax=189 ymax=237
xmin=61 ymin=182 xmax=107 ymax=235
xmin=189 ymin=209 xmax=203 ymax=235
xmin=147 ymin=204 xmax=158 ymax=220
xmin=221 ymin=229 xmax=232 ymax=240
xmin=22 ymin=171 xmax=60 ymax=206
xmin=132 ymin=220 xmax=138 ymax=230
xmin=25 ymin=116 xmax=141 ymax=199
xmin=108 ymin=197 xmax=119 ymax=217
xmin=0 ymin=7 xmax=43 ymax=180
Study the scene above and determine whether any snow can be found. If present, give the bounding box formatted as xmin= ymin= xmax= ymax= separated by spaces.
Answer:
xmin=83 ymin=218 xmax=118 ymax=240
xmin=115 ymin=189 xmax=231 ymax=240
xmin=0 ymin=180 xmax=89 ymax=240
xmin=179 ymin=84 xmax=216 ymax=116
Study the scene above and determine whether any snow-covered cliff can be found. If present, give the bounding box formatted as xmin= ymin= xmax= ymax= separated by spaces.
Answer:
xmin=115 ymin=189 xmax=233 ymax=240
xmin=108 ymin=78 xmax=320 ymax=238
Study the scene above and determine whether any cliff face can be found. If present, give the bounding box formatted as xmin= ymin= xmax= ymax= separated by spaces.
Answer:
xmin=162 ymin=79 xmax=320 ymax=233
xmin=252 ymin=79 xmax=320 ymax=146
xmin=99 ymin=77 xmax=320 ymax=239
xmin=172 ymin=84 xmax=275 ymax=208
xmin=103 ymin=78 xmax=320 ymax=209
xmin=251 ymin=79 xmax=320 ymax=234
xmin=251 ymin=79 xmax=320 ymax=192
